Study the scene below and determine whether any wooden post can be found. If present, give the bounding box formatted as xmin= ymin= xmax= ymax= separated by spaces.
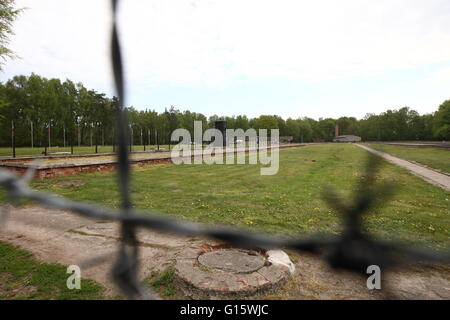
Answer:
xmin=30 ymin=120 xmax=34 ymax=149
xmin=77 ymin=122 xmax=81 ymax=147
xmin=129 ymin=125 xmax=133 ymax=153
xmin=112 ymin=128 xmax=115 ymax=152
xmin=45 ymin=124 xmax=49 ymax=156
xmin=168 ymin=132 xmax=171 ymax=151
xmin=143 ymin=128 xmax=146 ymax=152
xmin=95 ymin=123 xmax=98 ymax=154
xmin=11 ymin=120 xmax=15 ymax=158
xmin=48 ymin=125 xmax=51 ymax=149
xmin=70 ymin=124 xmax=74 ymax=154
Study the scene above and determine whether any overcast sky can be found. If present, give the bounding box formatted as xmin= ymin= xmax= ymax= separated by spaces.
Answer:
xmin=2 ymin=0 xmax=450 ymax=120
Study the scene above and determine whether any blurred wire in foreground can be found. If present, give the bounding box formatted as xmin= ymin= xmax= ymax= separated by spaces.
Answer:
xmin=0 ymin=0 xmax=448 ymax=299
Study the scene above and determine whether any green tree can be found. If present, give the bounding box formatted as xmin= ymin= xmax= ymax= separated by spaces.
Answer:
xmin=298 ymin=118 xmax=313 ymax=142
xmin=253 ymin=115 xmax=279 ymax=131
xmin=434 ymin=100 xmax=450 ymax=140
xmin=1 ymin=72 xmax=448 ymax=147
xmin=285 ymin=118 xmax=299 ymax=141
xmin=235 ymin=115 xmax=250 ymax=131
xmin=316 ymin=118 xmax=336 ymax=141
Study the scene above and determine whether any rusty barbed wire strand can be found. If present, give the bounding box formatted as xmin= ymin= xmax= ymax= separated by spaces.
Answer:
xmin=110 ymin=0 xmax=143 ymax=300
xmin=0 ymin=0 xmax=449 ymax=300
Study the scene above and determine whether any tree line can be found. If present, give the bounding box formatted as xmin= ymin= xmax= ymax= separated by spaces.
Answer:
xmin=0 ymin=73 xmax=449 ymax=148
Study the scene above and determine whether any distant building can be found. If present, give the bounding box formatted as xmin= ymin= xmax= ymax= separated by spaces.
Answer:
xmin=333 ymin=135 xmax=362 ymax=142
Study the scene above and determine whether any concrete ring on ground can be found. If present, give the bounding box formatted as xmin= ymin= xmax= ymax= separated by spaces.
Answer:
xmin=174 ymin=245 xmax=295 ymax=296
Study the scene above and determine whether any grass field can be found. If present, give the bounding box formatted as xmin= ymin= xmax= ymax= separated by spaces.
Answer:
xmin=0 ymin=241 xmax=106 ymax=299
xmin=0 ymin=145 xmax=171 ymax=158
xmin=20 ymin=143 xmax=450 ymax=250
xmin=366 ymin=143 xmax=450 ymax=174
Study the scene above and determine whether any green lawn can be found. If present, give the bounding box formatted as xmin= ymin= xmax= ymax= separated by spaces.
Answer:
xmin=366 ymin=143 xmax=450 ymax=174
xmin=0 ymin=145 xmax=171 ymax=158
xmin=0 ymin=241 xmax=106 ymax=300
xmin=24 ymin=144 xmax=450 ymax=249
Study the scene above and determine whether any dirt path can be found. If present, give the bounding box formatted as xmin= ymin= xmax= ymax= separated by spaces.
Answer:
xmin=1 ymin=205 xmax=449 ymax=299
xmin=356 ymin=144 xmax=450 ymax=191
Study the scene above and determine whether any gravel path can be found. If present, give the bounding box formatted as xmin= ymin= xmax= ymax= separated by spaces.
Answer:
xmin=356 ymin=144 xmax=450 ymax=191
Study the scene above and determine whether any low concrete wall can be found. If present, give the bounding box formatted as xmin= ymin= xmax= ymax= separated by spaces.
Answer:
xmin=0 ymin=144 xmax=308 ymax=179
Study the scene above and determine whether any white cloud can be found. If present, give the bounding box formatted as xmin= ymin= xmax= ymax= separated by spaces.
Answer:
xmin=1 ymin=0 xmax=450 ymax=116
xmin=116 ymin=0 xmax=450 ymax=87
xmin=429 ymin=66 xmax=450 ymax=84
xmin=1 ymin=0 xmax=112 ymax=93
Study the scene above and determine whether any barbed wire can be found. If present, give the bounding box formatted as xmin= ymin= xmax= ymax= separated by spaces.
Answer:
xmin=0 ymin=0 xmax=449 ymax=299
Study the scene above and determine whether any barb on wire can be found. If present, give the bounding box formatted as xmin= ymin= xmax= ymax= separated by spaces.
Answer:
xmin=322 ymin=154 xmax=449 ymax=273
xmin=0 ymin=159 xmax=40 ymax=229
